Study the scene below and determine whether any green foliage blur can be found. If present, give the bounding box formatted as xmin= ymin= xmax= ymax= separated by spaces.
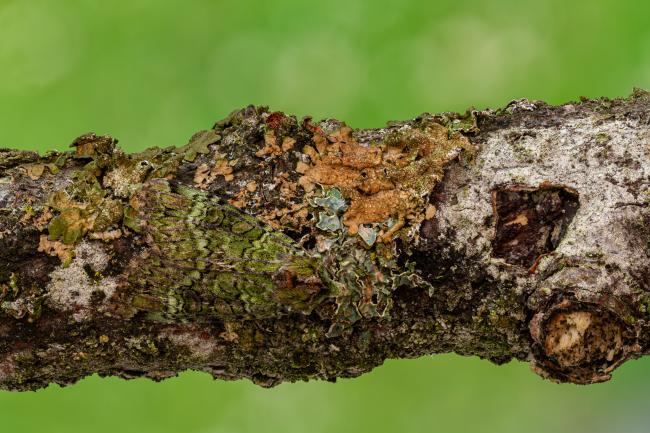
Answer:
xmin=1 ymin=0 xmax=649 ymax=432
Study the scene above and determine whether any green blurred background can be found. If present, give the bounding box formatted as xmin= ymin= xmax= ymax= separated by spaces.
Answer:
xmin=1 ymin=0 xmax=649 ymax=432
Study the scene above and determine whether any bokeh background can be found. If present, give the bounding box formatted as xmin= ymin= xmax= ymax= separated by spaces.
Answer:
xmin=1 ymin=0 xmax=649 ymax=432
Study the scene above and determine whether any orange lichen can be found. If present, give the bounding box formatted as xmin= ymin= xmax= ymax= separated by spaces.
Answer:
xmin=297 ymin=175 xmax=316 ymax=192
xmin=37 ymin=235 xmax=74 ymax=264
xmin=246 ymin=181 xmax=258 ymax=193
xmin=193 ymin=155 xmax=236 ymax=188
xmin=344 ymin=190 xmax=406 ymax=235
xmin=261 ymin=202 xmax=310 ymax=232
xmin=228 ymin=188 xmax=248 ymax=209
xmin=256 ymin=170 xmax=310 ymax=230
xmin=281 ymin=137 xmax=296 ymax=152
xmin=425 ymin=205 xmax=437 ymax=220
xmin=33 ymin=207 xmax=53 ymax=231
xmin=295 ymin=161 xmax=310 ymax=174
xmin=380 ymin=214 xmax=406 ymax=242
xmin=297 ymin=121 xmax=473 ymax=236
xmin=302 ymin=144 xmax=319 ymax=162
xmin=277 ymin=173 xmax=298 ymax=200
xmin=213 ymin=160 xmax=235 ymax=182
xmin=193 ymin=163 xmax=211 ymax=186
xmin=340 ymin=142 xmax=382 ymax=169
xmin=255 ymin=131 xmax=282 ymax=157
xmin=89 ymin=229 xmax=123 ymax=241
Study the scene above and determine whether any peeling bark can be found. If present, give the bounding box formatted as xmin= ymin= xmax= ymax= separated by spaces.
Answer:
xmin=0 ymin=90 xmax=649 ymax=390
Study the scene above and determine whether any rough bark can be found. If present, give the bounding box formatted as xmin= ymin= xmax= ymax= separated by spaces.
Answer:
xmin=0 ymin=90 xmax=649 ymax=391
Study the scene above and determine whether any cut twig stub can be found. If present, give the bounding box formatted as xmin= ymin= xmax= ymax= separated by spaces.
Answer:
xmin=529 ymin=297 xmax=637 ymax=384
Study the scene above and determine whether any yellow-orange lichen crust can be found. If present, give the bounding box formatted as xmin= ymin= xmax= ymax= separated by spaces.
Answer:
xmin=297 ymin=122 xmax=473 ymax=237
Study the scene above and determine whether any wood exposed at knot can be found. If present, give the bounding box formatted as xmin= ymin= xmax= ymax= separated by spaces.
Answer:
xmin=491 ymin=185 xmax=579 ymax=268
xmin=544 ymin=310 xmax=623 ymax=368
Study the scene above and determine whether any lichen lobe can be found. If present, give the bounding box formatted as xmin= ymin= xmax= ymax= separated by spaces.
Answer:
xmin=298 ymin=122 xmax=473 ymax=236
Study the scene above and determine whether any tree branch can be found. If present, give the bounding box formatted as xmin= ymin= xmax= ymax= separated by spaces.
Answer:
xmin=0 ymin=90 xmax=648 ymax=390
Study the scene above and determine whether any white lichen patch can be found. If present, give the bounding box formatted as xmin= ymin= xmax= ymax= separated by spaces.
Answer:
xmin=45 ymin=241 xmax=117 ymax=321
xmin=434 ymin=107 xmax=650 ymax=288
xmin=158 ymin=325 xmax=221 ymax=361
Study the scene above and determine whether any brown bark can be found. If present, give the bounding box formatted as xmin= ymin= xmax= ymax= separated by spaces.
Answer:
xmin=0 ymin=90 xmax=648 ymax=390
